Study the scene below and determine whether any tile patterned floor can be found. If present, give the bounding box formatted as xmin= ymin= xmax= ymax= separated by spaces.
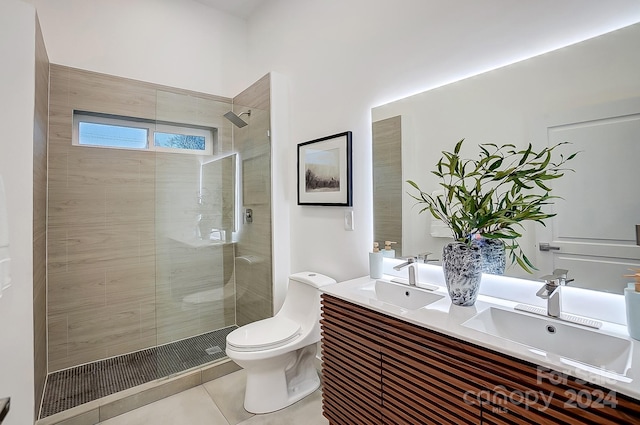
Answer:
xmin=98 ymin=370 xmax=329 ymax=425
xmin=40 ymin=326 xmax=237 ymax=418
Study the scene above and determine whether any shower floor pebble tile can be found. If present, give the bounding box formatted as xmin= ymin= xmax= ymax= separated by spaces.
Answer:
xmin=98 ymin=370 xmax=328 ymax=425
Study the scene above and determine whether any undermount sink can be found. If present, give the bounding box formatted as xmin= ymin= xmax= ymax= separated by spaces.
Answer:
xmin=462 ymin=307 xmax=632 ymax=375
xmin=373 ymin=280 xmax=444 ymax=310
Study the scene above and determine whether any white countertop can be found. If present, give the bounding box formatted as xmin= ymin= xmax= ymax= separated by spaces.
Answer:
xmin=321 ymin=275 xmax=640 ymax=400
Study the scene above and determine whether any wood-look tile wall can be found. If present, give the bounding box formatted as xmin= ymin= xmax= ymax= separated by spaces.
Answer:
xmin=233 ymin=74 xmax=273 ymax=326
xmin=47 ymin=65 xmax=236 ymax=371
xmin=33 ymin=16 xmax=49 ymax=415
xmin=373 ymin=116 xmax=403 ymax=257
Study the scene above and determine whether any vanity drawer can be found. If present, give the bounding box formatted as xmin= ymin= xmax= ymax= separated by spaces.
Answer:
xmin=321 ymin=295 xmax=383 ymax=425
xmin=321 ymin=294 xmax=640 ymax=425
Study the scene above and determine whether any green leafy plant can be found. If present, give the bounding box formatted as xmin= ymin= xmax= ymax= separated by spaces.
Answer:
xmin=407 ymin=139 xmax=578 ymax=273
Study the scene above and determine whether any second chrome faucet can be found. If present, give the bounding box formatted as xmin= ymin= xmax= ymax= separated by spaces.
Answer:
xmin=393 ymin=253 xmax=440 ymax=286
xmin=536 ymin=268 xmax=574 ymax=318
xmin=393 ymin=257 xmax=418 ymax=286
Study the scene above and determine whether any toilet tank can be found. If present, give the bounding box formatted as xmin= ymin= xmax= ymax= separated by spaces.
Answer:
xmin=276 ymin=272 xmax=336 ymax=329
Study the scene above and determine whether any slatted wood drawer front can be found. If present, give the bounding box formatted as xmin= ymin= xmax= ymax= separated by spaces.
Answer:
xmin=320 ymin=294 xmax=640 ymax=425
xmin=376 ymin=305 xmax=640 ymax=425
xmin=321 ymin=295 xmax=383 ymax=425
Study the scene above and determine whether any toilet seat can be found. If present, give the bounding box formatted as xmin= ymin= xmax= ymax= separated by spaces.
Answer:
xmin=227 ymin=316 xmax=301 ymax=352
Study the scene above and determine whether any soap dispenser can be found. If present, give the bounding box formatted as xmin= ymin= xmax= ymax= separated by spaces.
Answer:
xmin=382 ymin=241 xmax=397 ymax=258
xmin=369 ymin=242 xmax=383 ymax=279
xmin=624 ymin=269 xmax=640 ymax=340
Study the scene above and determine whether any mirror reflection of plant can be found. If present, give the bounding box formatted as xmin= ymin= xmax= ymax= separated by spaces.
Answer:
xmin=408 ymin=139 xmax=578 ymax=273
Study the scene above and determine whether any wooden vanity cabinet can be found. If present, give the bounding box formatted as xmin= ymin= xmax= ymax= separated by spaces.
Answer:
xmin=320 ymin=294 xmax=640 ymax=425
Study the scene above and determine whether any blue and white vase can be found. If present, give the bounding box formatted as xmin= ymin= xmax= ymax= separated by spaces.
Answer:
xmin=475 ymin=236 xmax=506 ymax=275
xmin=442 ymin=242 xmax=482 ymax=306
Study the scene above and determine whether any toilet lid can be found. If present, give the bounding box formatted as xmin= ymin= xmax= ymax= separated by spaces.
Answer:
xmin=227 ymin=316 xmax=301 ymax=351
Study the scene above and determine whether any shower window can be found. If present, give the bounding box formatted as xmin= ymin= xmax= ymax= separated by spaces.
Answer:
xmin=153 ymin=122 xmax=211 ymax=153
xmin=73 ymin=111 xmax=215 ymax=155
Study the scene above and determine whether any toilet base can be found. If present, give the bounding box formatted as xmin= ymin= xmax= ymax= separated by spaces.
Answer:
xmin=237 ymin=344 xmax=320 ymax=414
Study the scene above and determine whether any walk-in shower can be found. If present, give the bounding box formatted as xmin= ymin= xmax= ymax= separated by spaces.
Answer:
xmin=40 ymin=67 xmax=273 ymax=421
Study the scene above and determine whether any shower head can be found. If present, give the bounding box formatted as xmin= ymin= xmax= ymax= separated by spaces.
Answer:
xmin=224 ymin=110 xmax=251 ymax=128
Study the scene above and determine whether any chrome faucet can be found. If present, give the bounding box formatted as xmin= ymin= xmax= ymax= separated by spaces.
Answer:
xmin=417 ymin=252 xmax=439 ymax=264
xmin=536 ymin=269 xmax=573 ymax=318
xmin=393 ymin=256 xmax=418 ymax=286
xmin=552 ymin=268 xmax=574 ymax=286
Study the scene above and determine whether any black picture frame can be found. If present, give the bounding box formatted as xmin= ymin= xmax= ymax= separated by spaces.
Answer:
xmin=297 ymin=131 xmax=352 ymax=206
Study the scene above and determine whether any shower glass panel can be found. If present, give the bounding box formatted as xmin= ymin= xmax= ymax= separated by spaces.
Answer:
xmin=154 ymin=90 xmax=238 ymax=376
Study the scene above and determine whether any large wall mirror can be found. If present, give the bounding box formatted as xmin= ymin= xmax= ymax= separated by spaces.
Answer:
xmin=372 ymin=23 xmax=640 ymax=294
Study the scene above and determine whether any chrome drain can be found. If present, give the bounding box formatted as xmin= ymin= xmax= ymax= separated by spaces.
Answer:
xmin=205 ymin=346 xmax=222 ymax=355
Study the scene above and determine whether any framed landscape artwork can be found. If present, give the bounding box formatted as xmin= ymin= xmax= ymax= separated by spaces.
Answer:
xmin=297 ymin=131 xmax=352 ymax=206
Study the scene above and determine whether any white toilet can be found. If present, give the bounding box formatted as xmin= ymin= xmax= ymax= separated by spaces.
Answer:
xmin=225 ymin=271 xmax=336 ymax=414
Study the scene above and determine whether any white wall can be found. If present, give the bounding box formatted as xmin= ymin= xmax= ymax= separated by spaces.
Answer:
xmin=27 ymin=0 xmax=249 ymax=97
xmin=0 ymin=2 xmax=36 ymax=424
xmin=270 ymin=72 xmax=292 ymax=311
xmin=246 ymin=0 xmax=640 ymax=282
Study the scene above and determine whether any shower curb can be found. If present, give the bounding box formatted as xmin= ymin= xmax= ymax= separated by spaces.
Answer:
xmin=35 ymin=359 xmax=241 ymax=425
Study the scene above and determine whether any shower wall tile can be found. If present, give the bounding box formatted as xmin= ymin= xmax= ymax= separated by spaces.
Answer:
xmin=156 ymin=305 xmax=201 ymax=345
xmin=198 ymin=300 xmax=228 ymax=326
xmin=139 ymin=222 xmax=157 ymax=264
xmin=47 ymin=151 xmax=68 ymax=193
xmin=106 ymin=335 xmax=157 ymax=359
xmin=156 ymin=90 xmax=230 ymax=128
xmin=47 ymin=65 xmax=236 ymax=371
xmin=48 ymin=186 xmax=106 ymax=229
xmin=66 ymin=148 xmax=146 ymax=188
xmin=139 ymin=155 xmax=157 ymax=189
xmin=219 ymin=125 xmax=233 ymax=153
xmin=47 ymin=228 xmax=68 ymax=273
xmin=242 ymin=155 xmax=269 ymax=205
xmin=65 ymin=224 xmax=142 ymax=272
xmin=105 ymin=262 xmax=155 ymax=305
xmin=101 ymin=309 xmax=156 ymax=359
xmin=236 ymin=288 xmax=272 ymax=327
xmin=154 ymin=90 xmax=238 ymax=153
xmin=223 ymin=250 xmax=236 ymax=326
xmin=61 ymin=346 xmax=108 ymax=372
xmin=105 ymin=188 xmax=154 ymax=226
xmin=49 ymin=65 xmax=70 ymax=108
xmin=140 ymin=302 xmax=157 ymax=341
xmin=33 ymin=17 xmax=49 ymax=415
xmin=66 ymin=67 xmax=157 ymax=120
xmin=48 ymin=108 xmax=72 ymax=150
xmin=233 ymin=73 xmax=270 ymax=111
xmin=66 ymin=301 xmax=144 ymax=355
xmin=48 ymin=268 xmax=106 ymax=315
xmin=155 ymin=241 xmax=230 ymax=345
xmin=233 ymin=74 xmax=273 ymax=326
xmin=47 ymin=315 xmax=69 ymax=371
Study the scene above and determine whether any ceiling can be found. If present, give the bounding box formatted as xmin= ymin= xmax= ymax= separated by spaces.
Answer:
xmin=194 ymin=0 xmax=267 ymax=18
